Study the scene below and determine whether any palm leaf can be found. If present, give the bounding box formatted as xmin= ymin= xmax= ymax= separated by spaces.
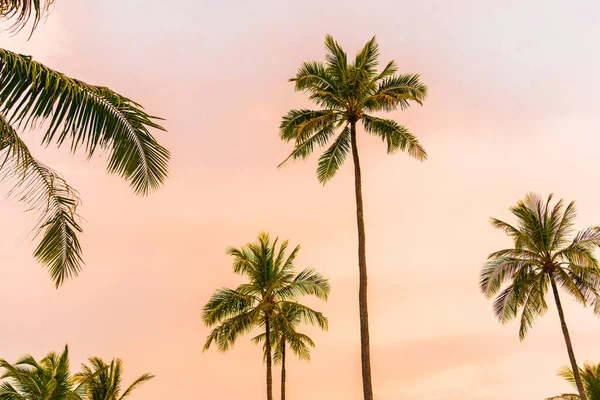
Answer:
xmin=316 ymin=126 xmax=350 ymax=184
xmin=0 ymin=115 xmax=82 ymax=287
xmin=0 ymin=49 xmax=170 ymax=195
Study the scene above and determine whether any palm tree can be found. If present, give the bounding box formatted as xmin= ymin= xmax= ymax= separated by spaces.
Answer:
xmin=0 ymin=1 xmax=170 ymax=287
xmin=0 ymin=345 xmax=77 ymax=400
xmin=252 ymin=299 xmax=328 ymax=400
xmin=278 ymin=34 xmax=427 ymax=400
xmin=202 ymin=232 xmax=330 ymax=400
xmin=554 ymin=362 xmax=600 ymax=400
xmin=480 ymin=193 xmax=600 ymax=400
xmin=74 ymin=357 xmax=154 ymax=400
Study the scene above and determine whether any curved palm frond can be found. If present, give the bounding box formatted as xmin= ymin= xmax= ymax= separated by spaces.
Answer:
xmin=316 ymin=126 xmax=350 ymax=184
xmin=0 ymin=49 xmax=170 ymax=196
xmin=0 ymin=115 xmax=82 ymax=287
xmin=362 ymin=115 xmax=427 ymax=159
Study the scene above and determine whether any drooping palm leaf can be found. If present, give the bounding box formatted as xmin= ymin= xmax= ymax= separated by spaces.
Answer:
xmin=0 ymin=49 xmax=170 ymax=196
xmin=0 ymin=115 xmax=81 ymax=287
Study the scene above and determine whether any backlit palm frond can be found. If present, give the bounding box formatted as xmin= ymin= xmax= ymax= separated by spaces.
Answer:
xmin=362 ymin=115 xmax=426 ymax=159
xmin=0 ymin=49 xmax=170 ymax=196
xmin=0 ymin=115 xmax=82 ymax=287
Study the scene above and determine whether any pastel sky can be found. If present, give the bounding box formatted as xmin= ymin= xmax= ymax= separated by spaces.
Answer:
xmin=2 ymin=1 xmax=600 ymax=399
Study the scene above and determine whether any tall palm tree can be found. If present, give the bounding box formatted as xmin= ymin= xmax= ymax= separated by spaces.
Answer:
xmin=74 ymin=357 xmax=154 ymax=400
xmin=252 ymin=299 xmax=328 ymax=400
xmin=0 ymin=1 xmax=170 ymax=287
xmin=0 ymin=345 xmax=78 ymax=400
xmin=278 ymin=34 xmax=427 ymax=400
xmin=555 ymin=362 xmax=600 ymax=400
xmin=202 ymin=232 xmax=330 ymax=400
xmin=480 ymin=193 xmax=600 ymax=400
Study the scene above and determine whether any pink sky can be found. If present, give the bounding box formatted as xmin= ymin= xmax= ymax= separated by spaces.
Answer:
xmin=2 ymin=1 xmax=600 ymax=399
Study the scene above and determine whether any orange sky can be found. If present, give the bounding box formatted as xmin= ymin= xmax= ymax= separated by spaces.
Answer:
xmin=2 ymin=1 xmax=600 ymax=399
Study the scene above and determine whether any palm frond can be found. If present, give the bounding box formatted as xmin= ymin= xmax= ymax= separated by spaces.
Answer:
xmin=316 ymin=126 xmax=350 ymax=184
xmin=0 ymin=115 xmax=82 ymax=287
xmin=362 ymin=115 xmax=426 ymax=160
xmin=0 ymin=49 xmax=169 ymax=196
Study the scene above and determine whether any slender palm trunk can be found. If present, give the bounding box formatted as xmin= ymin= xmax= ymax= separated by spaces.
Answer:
xmin=265 ymin=315 xmax=273 ymax=400
xmin=350 ymin=121 xmax=373 ymax=400
xmin=550 ymin=276 xmax=588 ymax=400
xmin=281 ymin=337 xmax=286 ymax=400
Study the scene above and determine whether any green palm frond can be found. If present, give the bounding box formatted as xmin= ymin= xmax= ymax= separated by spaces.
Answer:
xmin=362 ymin=115 xmax=427 ymax=159
xmin=316 ymin=126 xmax=350 ymax=184
xmin=0 ymin=115 xmax=82 ymax=287
xmin=0 ymin=49 xmax=170 ymax=195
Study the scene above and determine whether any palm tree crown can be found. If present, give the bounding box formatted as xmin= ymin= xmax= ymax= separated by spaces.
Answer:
xmin=202 ymin=232 xmax=330 ymax=352
xmin=480 ymin=193 xmax=600 ymax=339
xmin=279 ymin=34 xmax=427 ymax=183
xmin=202 ymin=232 xmax=330 ymax=400
xmin=74 ymin=357 xmax=154 ymax=400
xmin=0 ymin=345 xmax=75 ymax=400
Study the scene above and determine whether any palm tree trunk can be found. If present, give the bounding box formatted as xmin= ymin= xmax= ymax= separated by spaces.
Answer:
xmin=550 ymin=276 xmax=588 ymax=400
xmin=350 ymin=121 xmax=373 ymax=400
xmin=281 ymin=337 xmax=286 ymax=400
xmin=265 ymin=315 xmax=273 ymax=400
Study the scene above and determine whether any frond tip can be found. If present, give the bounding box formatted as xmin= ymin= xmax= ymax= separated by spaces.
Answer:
xmin=0 ymin=0 xmax=54 ymax=35
xmin=0 ymin=115 xmax=82 ymax=287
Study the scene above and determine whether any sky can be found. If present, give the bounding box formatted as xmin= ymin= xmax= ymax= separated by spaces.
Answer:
xmin=2 ymin=0 xmax=600 ymax=399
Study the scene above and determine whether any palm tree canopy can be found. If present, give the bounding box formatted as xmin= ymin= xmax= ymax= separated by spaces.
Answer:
xmin=252 ymin=301 xmax=328 ymax=363
xmin=0 ymin=345 xmax=75 ymax=400
xmin=559 ymin=362 xmax=600 ymax=400
xmin=0 ymin=48 xmax=170 ymax=287
xmin=279 ymin=34 xmax=427 ymax=183
xmin=480 ymin=193 xmax=600 ymax=339
xmin=202 ymin=232 xmax=331 ymax=353
xmin=74 ymin=357 xmax=154 ymax=400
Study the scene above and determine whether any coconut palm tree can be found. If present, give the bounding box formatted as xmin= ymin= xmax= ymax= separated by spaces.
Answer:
xmin=202 ymin=232 xmax=330 ymax=400
xmin=480 ymin=193 xmax=600 ymax=400
xmin=0 ymin=1 xmax=170 ymax=287
xmin=74 ymin=357 xmax=154 ymax=400
xmin=0 ymin=345 xmax=77 ymax=400
xmin=554 ymin=362 xmax=600 ymax=400
xmin=252 ymin=299 xmax=328 ymax=400
xmin=278 ymin=34 xmax=427 ymax=400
